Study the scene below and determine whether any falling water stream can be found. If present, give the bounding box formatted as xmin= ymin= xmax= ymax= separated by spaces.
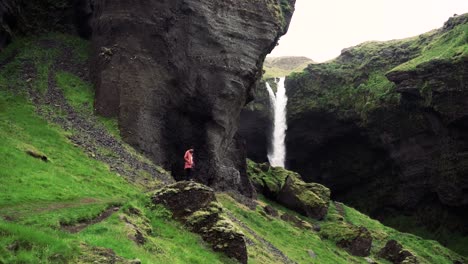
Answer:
xmin=266 ymin=77 xmax=288 ymax=167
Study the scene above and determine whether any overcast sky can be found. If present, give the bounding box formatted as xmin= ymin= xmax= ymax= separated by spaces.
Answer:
xmin=269 ymin=0 xmax=468 ymax=62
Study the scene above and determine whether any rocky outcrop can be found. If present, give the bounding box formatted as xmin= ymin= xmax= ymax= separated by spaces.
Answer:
xmin=336 ymin=226 xmax=372 ymax=257
xmin=378 ymin=240 xmax=418 ymax=264
xmin=0 ymin=0 xmax=295 ymax=197
xmin=90 ymin=0 xmax=295 ymax=197
xmin=247 ymin=160 xmax=330 ymax=220
xmin=284 ymin=14 xmax=468 ymax=240
xmin=151 ymin=181 xmax=247 ymax=263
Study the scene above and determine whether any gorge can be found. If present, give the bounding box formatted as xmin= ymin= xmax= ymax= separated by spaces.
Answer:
xmin=241 ymin=13 xmax=468 ymax=254
xmin=1 ymin=0 xmax=467 ymax=263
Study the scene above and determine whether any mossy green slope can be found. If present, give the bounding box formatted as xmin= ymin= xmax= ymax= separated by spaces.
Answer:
xmin=0 ymin=34 xmax=236 ymax=264
xmin=263 ymin=56 xmax=314 ymax=79
xmin=218 ymin=193 xmax=466 ymax=264
xmin=1 ymin=32 xmax=466 ymax=264
xmin=287 ymin=14 xmax=467 ymax=122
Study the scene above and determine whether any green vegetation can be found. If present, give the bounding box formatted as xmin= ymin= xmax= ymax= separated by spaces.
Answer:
xmin=247 ymin=159 xmax=291 ymax=192
xmin=56 ymin=71 xmax=94 ymax=113
xmin=218 ymin=193 xmax=465 ymax=264
xmin=0 ymin=34 xmax=242 ymax=263
xmin=1 ymin=25 xmax=466 ymax=264
xmin=392 ymin=23 xmax=467 ymax=72
xmin=263 ymin=56 xmax=313 ymax=79
xmin=287 ymin=14 xmax=468 ymax=122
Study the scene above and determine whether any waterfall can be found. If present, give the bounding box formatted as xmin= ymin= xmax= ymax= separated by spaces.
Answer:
xmin=266 ymin=77 xmax=288 ymax=167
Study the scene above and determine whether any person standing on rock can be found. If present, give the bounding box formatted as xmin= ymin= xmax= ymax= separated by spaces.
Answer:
xmin=184 ymin=147 xmax=194 ymax=181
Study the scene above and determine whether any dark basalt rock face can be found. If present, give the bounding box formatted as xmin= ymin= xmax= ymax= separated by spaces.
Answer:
xmin=0 ymin=0 xmax=19 ymax=49
xmin=0 ymin=0 xmax=78 ymax=49
xmin=91 ymin=0 xmax=295 ymax=197
xmin=284 ymin=14 xmax=468 ymax=242
xmin=1 ymin=0 xmax=294 ymax=197
xmin=238 ymin=80 xmax=274 ymax=163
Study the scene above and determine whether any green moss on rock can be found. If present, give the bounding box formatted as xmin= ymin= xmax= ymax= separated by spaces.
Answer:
xmin=248 ymin=160 xmax=330 ymax=220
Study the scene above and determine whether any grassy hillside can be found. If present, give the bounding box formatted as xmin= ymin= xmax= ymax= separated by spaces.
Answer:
xmin=287 ymin=14 xmax=468 ymax=122
xmin=0 ymin=34 xmax=232 ymax=263
xmin=0 ymin=34 xmax=466 ymax=263
xmin=263 ymin=56 xmax=313 ymax=79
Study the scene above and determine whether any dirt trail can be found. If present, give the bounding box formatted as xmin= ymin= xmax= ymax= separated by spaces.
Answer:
xmin=62 ymin=206 xmax=121 ymax=233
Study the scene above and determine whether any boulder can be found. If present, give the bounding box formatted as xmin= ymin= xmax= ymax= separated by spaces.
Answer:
xmin=247 ymin=161 xmax=331 ymax=220
xmin=378 ymin=240 xmax=419 ymax=264
xmin=277 ymin=175 xmax=330 ymax=220
xmin=151 ymin=181 xmax=247 ymax=263
xmin=263 ymin=205 xmax=279 ymax=217
xmin=336 ymin=226 xmax=372 ymax=257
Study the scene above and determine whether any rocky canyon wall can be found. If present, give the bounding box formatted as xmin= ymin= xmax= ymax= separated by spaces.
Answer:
xmin=0 ymin=0 xmax=296 ymax=197
xmin=90 ymin=0 xmax=295 ymax=196
xmin=284 ymin=14 xmax=468 ymax=236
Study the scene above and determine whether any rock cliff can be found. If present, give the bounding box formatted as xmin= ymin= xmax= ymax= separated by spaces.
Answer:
xmin=0 ymin=0 xmax=295 ymax=197
xmin=285 ymin=14 xmax=468 ymax=245
xmin=90 ymin=0 xmax=295 ymax=196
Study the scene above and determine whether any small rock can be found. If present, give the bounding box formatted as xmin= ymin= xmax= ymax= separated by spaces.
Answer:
xmin=263 ymin=205 xmax=279 ymax=217
xmin=130 ymin=258 xmax=141 ymax=264
xmin=307 ymin=249 xmax=317 ymax=259
xmin=26 ymin=150 xmax=48 ymax=162
xmin=7 ymin=241 xmax=19 ymax=252
xmin=365 ymin=257 xmax=377 ymax=264
xmin=312 ymin=223 xmax=321 ymax=232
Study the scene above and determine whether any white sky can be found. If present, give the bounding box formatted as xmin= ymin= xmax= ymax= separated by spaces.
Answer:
xmin=269 ymin=0 xmax=468 ymax=62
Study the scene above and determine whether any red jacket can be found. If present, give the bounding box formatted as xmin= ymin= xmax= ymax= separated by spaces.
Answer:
xmin=184 ymin=150 xmax=194 ymax=169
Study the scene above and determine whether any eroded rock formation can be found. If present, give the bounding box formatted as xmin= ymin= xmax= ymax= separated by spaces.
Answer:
xmin=284 ymin=14 xmax=468 ymax=239
xmin=91 ymin=0 xmax=295 ymax=196
xmin=1 ymin=0 xmax=295 ymax=197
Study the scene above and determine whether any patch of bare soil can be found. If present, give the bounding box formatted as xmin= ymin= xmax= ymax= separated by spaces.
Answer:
xmin=61 ymin=206 xmax=120 ymax=233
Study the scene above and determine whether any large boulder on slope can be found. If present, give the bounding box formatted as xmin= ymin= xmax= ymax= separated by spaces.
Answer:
xmin=247 ymin=160 xmax=330 ymax=220
xmin=278 ymin=174 xmax=330 ymax=220
xmin=151 ymin=181 xmax=247 ymax=264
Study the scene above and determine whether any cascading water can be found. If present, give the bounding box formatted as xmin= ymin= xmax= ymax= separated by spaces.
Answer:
xmin=266 ymin=77 xmax=288 ymax=167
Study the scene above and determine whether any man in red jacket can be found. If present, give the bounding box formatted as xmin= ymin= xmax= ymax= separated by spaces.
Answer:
xmin=184 ymin=147 xmax=194 ymax=181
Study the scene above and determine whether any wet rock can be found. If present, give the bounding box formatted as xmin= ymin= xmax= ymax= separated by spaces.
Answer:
xmin=151 ymin=181 xmax=247 ymax=263
xmin=378 ymin=240 xmax=418 ymax=264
